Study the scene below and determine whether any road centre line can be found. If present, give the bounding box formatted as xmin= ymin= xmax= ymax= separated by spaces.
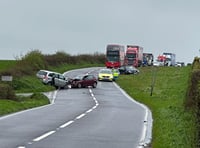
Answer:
xmin=76 ymin=113 xmax=86 ymax=120
xmin=86 ymin=109 xmax=93 ymax=113
xmin=30 ymin=87 xmax=99 ymax=145
xmin=60 ymin=120 xmax=74 ymax=128
xmin=33 ymin=131 xmax=56 ymax=142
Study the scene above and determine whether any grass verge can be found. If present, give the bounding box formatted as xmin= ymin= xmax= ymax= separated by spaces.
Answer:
xmin=0 ymin=93 xmax=50 ymax=116
xmin=116 ymin=66 xmax=196 ymax=148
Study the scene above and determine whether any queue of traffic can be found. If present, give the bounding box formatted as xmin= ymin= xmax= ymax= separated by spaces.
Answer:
xmin=105 ymin=44 xmax=183 ymax=68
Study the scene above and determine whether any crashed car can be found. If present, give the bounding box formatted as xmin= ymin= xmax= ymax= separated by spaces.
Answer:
xmin=71 ymin=74 xmax=97 ymax=88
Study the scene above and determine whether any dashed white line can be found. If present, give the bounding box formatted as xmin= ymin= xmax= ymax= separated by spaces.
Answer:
xmin=29 ymin=87 xmax=99 ymax=146
xmin=86 ymin=109 xmax=93 ymax=113
xmin=60 ymin=120 xmax=74 ymax=128
xmin=76 ymin=113 xmax=86 ymax=120
xmin=92 ymin=106 xmax=97 ymax=109
xmin=33 ymin=131 xmax=56 ymax=142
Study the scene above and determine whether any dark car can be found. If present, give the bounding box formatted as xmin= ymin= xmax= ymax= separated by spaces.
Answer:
xmin=119 ymin=65 xmax=139 ymax=74
xmin=71 ymin=74 xmax=97 ymax=88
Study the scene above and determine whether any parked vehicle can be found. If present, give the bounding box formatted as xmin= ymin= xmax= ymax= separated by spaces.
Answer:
xmin=157 ymin=53 xmax=176 ymax=66
xmin=119 ymin=65 xmax=139 ymax=74
xmin=98 ymin=68 xmax=114 ymax=82
xmin=163 ymin=52 xmax=176 ymax=66
xmin=143 ymin=53 xmax=154 ymax=66
xmin=71 ymin=74 xmax=97 ymax=88
xmin=105 ymin=44 xmax=125 ymax=68
xmin=36 ymin=70 xmax=55 ymax=85
xmin=125 ymin=45 xmax=143 ymax=67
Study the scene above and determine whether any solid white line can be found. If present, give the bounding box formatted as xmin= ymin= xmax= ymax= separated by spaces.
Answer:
xmin=76 ymin=113 xmax=85 ymax=120
xmin=60 ymin=120 xmax=74 ymax=128
xmin=51 ymin=90 xmax=58 ymax=104
xmin=33 ymin=131 xmax=56 ymax=142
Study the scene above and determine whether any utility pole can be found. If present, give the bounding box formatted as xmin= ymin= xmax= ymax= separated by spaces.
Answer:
xmin=150 ymin=66 xmax=157 ymax=96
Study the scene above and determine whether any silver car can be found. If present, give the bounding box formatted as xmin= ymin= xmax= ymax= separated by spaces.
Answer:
xmin=52 ymin=73 xmax=71 ymax=89
xmin=36 ymin=70 xmax=55 ymax=85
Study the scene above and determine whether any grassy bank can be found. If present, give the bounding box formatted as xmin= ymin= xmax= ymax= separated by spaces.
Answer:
xmin=0 ymin=93 xmax=50 ymax=116
xmin=117 ymin=66 xmax=196 ymax=147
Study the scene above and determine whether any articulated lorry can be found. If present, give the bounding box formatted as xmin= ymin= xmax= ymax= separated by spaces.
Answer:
xmin=143 ymin=53 xmax=154 ymax=66
xmin=156 ymin=53 xmax=176 ymax=66
xmin=163 ymin=52 xmax=176 ymax=66
xmin=125 ymin=45 xmax=143 ymax=67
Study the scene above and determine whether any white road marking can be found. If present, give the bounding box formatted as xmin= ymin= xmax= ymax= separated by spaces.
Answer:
xmin=33 ymin=131 xmax=56 ymax=142
xmin=51 ymin=90 xmax=58 ymax=104
xmin=60 ymin=120 xmax=74 ymax=128
xmin=76 ymin=113 xmax=86 ymax=120
xmin=86 ymin=109 xmax=93 ymax=113
xmin=29 ymin=86 xmax=99 ymax=145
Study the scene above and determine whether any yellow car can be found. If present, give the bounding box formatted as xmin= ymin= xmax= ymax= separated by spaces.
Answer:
xmin=98 ymin=69 xmax=113 ymax=81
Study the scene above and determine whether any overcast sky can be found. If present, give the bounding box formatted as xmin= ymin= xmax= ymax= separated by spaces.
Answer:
xmin=0 ymin=0 xmax=200 ymax=63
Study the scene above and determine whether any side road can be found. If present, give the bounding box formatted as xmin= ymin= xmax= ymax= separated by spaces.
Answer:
xmin=17 ymin=90 xmax=58 ymax=104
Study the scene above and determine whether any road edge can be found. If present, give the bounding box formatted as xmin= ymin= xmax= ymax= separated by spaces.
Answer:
xmin=113 ymin=82 xmax=153 ymax=148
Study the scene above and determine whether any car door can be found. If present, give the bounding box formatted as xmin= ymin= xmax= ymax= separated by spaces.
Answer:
xmin=58 ymin=74 xmax=67 ymax=87
xmin=84 ymin=75 xmax=95 ymax=87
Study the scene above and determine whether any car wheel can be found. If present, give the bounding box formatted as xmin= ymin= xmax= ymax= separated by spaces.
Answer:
xmin=93 ymin=82 xmax=97 ymax=88
xmin=77 ymin=83 xmax=82 ymax=88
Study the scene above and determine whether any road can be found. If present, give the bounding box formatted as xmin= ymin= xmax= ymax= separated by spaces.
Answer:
xmin=0 ymin=67 xmax=152 ymax=148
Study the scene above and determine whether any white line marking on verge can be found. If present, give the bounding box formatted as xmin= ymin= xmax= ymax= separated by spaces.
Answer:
xmin=33 ymin=131 xmax=56 ymax=142
xmin=60 ymin=120 xmax=74 ymax=128
xmin=113 ymin=82 xmax=153 ymax=147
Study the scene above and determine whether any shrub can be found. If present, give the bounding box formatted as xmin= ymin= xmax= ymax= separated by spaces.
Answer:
xmin=0 ymin=83 xmax=16 ymax=100
xmin=185 ymin=57 xmax=200 ymax=147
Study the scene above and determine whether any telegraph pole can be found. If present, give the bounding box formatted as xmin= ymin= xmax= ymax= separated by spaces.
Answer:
xmin=150 ymin=66 xmax=157 ymax=96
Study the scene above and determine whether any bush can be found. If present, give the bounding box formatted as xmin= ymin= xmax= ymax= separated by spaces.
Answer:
xmin=0 ymin=83 xmax=16 ymax=100
xmin=185 ymin=57 xmax=200 ymax=147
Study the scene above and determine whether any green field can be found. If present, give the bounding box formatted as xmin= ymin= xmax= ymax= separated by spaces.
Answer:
xmin=117 ymin=66 xmax=196 ymax=148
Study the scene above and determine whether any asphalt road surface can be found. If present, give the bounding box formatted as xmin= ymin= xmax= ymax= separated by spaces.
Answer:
xmin=0 ymin=67 xmax=152 ymax=148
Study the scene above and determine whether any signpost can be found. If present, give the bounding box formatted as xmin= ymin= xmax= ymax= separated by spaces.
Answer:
xmin=1 ymin=76 xmax=13 ymax=82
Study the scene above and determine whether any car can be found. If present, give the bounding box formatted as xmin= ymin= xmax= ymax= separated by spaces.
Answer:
xmin=118 ymin=65 xmax=139 ymax=74
xmin=71 ymin=74 xmax=97 ymax=88
xmin=52 ymin=73 xmax=71 ymax=89
xmin=36 ymin=70 xmax=56 ymax=85
xmin=153 ymin=61 xmax=164 ymax=66
xmin=98 ymin=68 xmax=114 ymax=81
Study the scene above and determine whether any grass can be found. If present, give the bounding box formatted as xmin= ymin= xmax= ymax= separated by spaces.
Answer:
xmin=116 ymin=66 xmax=196 ymax=148
xmin=13 ymin=76 xmax=55 ymax=93
xmin=0 ymin=60 xmax=16 ymax=72
xmin=0 ymin=93 xmax=50 ymax=116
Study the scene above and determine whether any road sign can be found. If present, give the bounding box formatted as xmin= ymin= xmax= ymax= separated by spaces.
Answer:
xmin=1 ymin=76 xmax=13 ymax=82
